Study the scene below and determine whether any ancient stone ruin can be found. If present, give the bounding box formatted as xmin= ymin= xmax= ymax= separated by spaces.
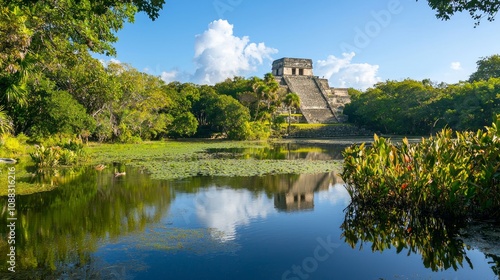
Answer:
xmin=272 ymin=57 xmax=350 ymax=123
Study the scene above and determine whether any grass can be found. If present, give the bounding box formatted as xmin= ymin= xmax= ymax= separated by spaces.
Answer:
xmin=86 ymin=140 xmax=341 ymax=181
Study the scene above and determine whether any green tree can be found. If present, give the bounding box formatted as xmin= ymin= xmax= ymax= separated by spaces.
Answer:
xmin=345 ymin=77 xmax=500 ymax=134
xmin=214 ymin=76 xmax=253 ymax=100
xmin=421 ymin=0 xmax=500 ymax=25
xmin=110 ymin=63 xmax=171 ymax=141
xmin=46 ymin=91 xmax=96 ymax=136
xmin=345 ymin=79 xmax=439 ymax=134
xmin=163 ymin=82 xmax=204 ymax=138
xmin=168 ymin=112 xmax=198 ymax=138
xmin=283 ymin=92 xmax=300 ymax=134
xmin=22 ymin=82 xmax=95 ymax=138
xmin=251 ymin=73 xmax=281 ymax=121
xmin=0 ymin=0 xmax=165 ymax=109
xmin=0 ymin=106 xmax=13 ymax=134
xmin=0 ymin=6 xmax=31 ymax=107
xmin=442 ymin=78 xmax=500 ymax=130
xmin=207 ymin=94 xmax=250 ymax=139
xmin=251 ymin=77 xmax=266 ymax=121
xmin=47 ymin=53 xmax=122 ymax=118
xmin=7 ymin=0 xmax=165 ymax=20
xmin=469 ymin=54 xmax=500 ymax=82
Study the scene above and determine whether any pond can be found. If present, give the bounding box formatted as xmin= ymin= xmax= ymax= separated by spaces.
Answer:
xmin=1 ymin=140 xmax=499 ymax=279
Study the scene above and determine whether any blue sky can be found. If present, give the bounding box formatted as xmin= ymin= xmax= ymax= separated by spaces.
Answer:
xmin=98 ymin=0 xmax=500 ymax=90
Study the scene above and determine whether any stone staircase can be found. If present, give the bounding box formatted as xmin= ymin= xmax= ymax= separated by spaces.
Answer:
xmin=283 ymin=76 xmax=338 ymax=123
xmin=301 ymin=109 xmax=337 ymax=123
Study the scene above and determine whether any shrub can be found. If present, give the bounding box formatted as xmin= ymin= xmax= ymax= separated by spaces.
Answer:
xmin=242 ymin=121 xmax=270 ymax=140
xmin=0 ymin=133 xmax=29 ymax=157
xmin=341 ymin=115 xmax=500 ymax=219
xmin=29 ymin=138 xmax=87 ymax=168
xmin=30 ymin=145 xmax=61 ymax=168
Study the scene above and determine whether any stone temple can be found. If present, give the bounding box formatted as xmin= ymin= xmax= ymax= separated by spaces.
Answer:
xmin=272 ymin=58 xmax=350 ymax=123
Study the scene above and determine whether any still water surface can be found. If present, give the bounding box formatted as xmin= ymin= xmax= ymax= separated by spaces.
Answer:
xmin=1 ymin=141 xmax=499 ymax=279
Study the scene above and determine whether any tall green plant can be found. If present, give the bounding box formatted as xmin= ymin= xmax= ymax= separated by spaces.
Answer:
xmin=342 ymin=115 xmax=500 ymax=219
xmin=0 ymin=106 xmax=13 ymax=134
xmin=283 ymin=92 xmax=300 ymax=134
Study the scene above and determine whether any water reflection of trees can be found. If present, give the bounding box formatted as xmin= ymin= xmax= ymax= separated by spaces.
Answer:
xmin=0 ymin=166 xmax=173 ymax=277
xmin=341 ymin=203 xmax=472 ymax=272
xmin=267 ymin=142 xmax=347 ymax=160
xmin=206 ymin=141 xmax=348 ymax=161
xmin=342 ymin=201 xmax=500 ymax=276
xmin=487 ymin=254 xmax=500 ymax=276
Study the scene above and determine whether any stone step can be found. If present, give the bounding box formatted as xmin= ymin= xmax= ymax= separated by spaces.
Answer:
xmin=283 ymin=76 xmax=337 ymax=124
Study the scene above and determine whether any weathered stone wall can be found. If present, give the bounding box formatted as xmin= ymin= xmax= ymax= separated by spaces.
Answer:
xmin=316 ymin=79 xmax=350 ymax=122
xmin=272 ymin=57 xmax=351 ymax=124
xmin=281 ymin=67 xmax=313 ymax=76
xmin=272 ymin=58 xmax=313 ymax=70
xmin=272 ymin=58 xmax=313 ymax=77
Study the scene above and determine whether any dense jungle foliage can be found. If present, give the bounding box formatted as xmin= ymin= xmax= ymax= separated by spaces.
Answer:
xmin=0 ymin=0 xmax=299 ymax=146
xmin=345 ymin=63 xmax=500 ymax=135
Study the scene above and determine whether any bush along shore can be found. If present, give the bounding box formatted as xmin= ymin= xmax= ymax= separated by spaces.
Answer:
xmin=341 ymin=116 xmax=500 ymax=220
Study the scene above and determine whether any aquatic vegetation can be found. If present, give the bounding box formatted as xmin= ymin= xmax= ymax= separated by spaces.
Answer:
xmin=29 ymin=145 xmax=80 ymax=168
xmin=29 ymin=139 xmax=87 ymax=169
xmin=29 ymin=145 xmax=61 ymax=168
xmin=141 ymin=158 xmax=340 ymax=180
xmin=341 ymin=116 xmax=500 ymax=219
xmin=87 ymin=140 xmax=342 ymax=180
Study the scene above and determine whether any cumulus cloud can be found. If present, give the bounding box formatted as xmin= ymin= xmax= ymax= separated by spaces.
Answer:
xmin=318 ymin=183 xmax=351 ymax=207
xmin=195 ymin=187 xmax=276 ymax=241
xmin=160 ymin=70 xmax=178 ymax=83
xmin=316 ymin=52 xmax=381 ymax=90
xmin=110 ymin=58 xmax=121 ymax=64
xmin=98 ymin=58 xmax=121 ymax=67
xmin=192 ymin=19 xmax=278 ymax=84
xmin=450 ymin=62 xmax=462 ymax=71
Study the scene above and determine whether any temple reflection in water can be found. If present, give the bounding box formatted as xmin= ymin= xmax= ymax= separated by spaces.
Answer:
xmin=274 ymin=172 xmax=343 ymax=212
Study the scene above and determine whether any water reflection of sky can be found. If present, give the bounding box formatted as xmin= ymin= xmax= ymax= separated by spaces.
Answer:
xmin=318 ymin=183 xmax=351 ymax=207
xmin=194 ymin=187 xmax=276 ymax=241
xmin=169 ymin=180 xmax=351 ymax=242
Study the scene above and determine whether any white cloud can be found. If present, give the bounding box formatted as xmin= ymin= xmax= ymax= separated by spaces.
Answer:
xmin=110 ymin=58 xmax=121 ymax=64
xmin=318 ymin=183 xmax=351 ymax=207
xmin=195 ymin=187 xmax=276 ymax=241
xmin=316 ymin=52 xmax=381 ymax=90
xmin=98 ymin=58 xmax=122 ymax=68
xmin=192 ymin=19 xmax=278 ymax=84
xmin=450 ymin=61 xmax=462 ymax=71
xmin=160 ymin=70 xmax=178 ymax=83
xmin=98 ymin=58 xmax=126 ymax=75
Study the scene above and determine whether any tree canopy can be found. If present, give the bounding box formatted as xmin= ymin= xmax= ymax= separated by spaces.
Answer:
xmin=469 ymin=54 xmax=500 ymax=82
xmin=422 ymin=0 xmax=500 ymax=24
xmin=4 ymin=0 xmax=166 ymax=20
xmin=345 ymin=76 xmax=500 ymax=135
